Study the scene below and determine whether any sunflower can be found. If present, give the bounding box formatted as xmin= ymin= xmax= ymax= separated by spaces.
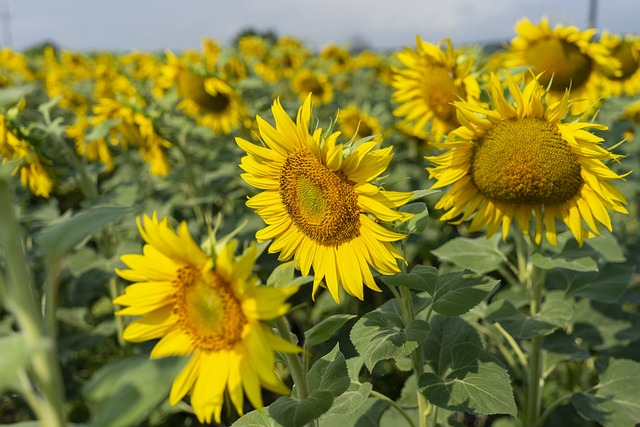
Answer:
xmin=0 ymin=114 xmax=53 ymax=198
xmin=426 ymin=72 xmax=628 ymax=246
xmin=599 ymin=31 xmax=640 ymax=97
xmin=115 ymin=213 xmax=300 ymax=424
xmin=156 ymin=52 xmax=245 ymax=134
xmin=504 ymin=17 xmax=619 ymax=115
xmin=337 ymin=104 xmax=383 ymax=142
xmin=291 ymin=69 xmax=334 ymax=105
xmin=237 ymin=95 xmax=413 ymax=303
xmin=392 ymin=37 xmax=481 ymax=140
xmin=91 ymin=99 xmax=172 ymax=176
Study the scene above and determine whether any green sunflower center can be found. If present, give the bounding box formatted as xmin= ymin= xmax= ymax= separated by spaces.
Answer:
xmin=525 ymin=38 xmax=592 ymax=91
xmin=421 ymin=66 xmax=465 ymax=127
xmin=609 ymin=42 xmax=639 ymax=80
xmin=280 ymin=150 xmax=360 ymax=246
xmin=471 ymin=118 xmax=583 ymax=205
xmin=174 ymin=266 xmax=247 ymax=352
xmin=177 ymin=71 xmax=231 ymax=114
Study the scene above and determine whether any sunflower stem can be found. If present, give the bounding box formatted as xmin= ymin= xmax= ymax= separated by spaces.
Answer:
xmin=274 ymin=316 xmax=311 ymax=401
xmin=0 ymin=169 xmax=67 ymax=427
xmin=525 ymin=263 xmax=546 ymax=427
xmin=369 ymin=388 xmax=418 ymax=427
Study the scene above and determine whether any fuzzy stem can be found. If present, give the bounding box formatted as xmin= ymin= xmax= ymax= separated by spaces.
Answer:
xmin=274 ymin=316 xmax=310 ymax=400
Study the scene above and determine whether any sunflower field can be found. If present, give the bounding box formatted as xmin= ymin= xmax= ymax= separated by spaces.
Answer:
xmin=2 ymin=16 xmax=640 ymax=427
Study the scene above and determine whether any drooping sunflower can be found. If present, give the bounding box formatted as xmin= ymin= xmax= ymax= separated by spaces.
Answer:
xmin=0 ymin=114 xmax=53 ymax=198
xmin=91 ymin=98 xmax=172 ymax=176
xmin=427 ymin=72 xmax=628 ymax=246
xmin=237 ymin=95 xmax=413 ymax=303
xmin=599 ymin=31 xmax=640 ymax=97
xmin=504 ymin=17 xmax=620 ymax=115
xmin=115 ymin=213 xmax=300 ymax=424
xmin=392 ymin=37 xmax=481 ymax=140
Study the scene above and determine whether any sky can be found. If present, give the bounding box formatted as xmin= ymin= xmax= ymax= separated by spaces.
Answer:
xmin=3 ymin=0 xmax=639 ymax=53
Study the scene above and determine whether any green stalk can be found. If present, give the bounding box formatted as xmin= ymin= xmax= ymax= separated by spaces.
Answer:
xmin=370 ymin=389 xmax=418 ymax=427
xmin=525 ymin=264 xmax=546 ymax=427
xmin=274 ymin=316 xmax=310 ymax=400
xmin=0 ymin=170 xmax=66 ymax=427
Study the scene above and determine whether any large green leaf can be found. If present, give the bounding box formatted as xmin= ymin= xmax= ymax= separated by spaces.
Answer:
xmin=37 ymin=205 xmax=132 ymax=261
xmin=431 ymin=235 xmax=507 ymax=275
xmin=0 ymin=84 xmax=35 ymax=107
xmin=322 ymin=381 xmax=373 ymax=416
xmin=572 ymin=358 xmax=640 ymax=427
xmin=304 ymin=314 xmax=356 ymax=348
xmin=231 ymin=408 xmax=283 ymax=427
xmin=424 ymin=315 xmax=482 ymax=376
xmin=531 ymin=250 xmax=598 ymax=272
xmin=268 ymin=390 xmax=334 ymax=427
xmin=350 ymin=299 xmax=430 ymax=371
xmin=419 ymin=343 xmax=517 ymax=417
xmin=82 ymin=356 xmax=187 ymax=427
xmin=485 ymin=293 xmax=573 ymax=340
xmin=307 ymin=344 xmax=350 ymax=397
xmin=563 ymin=263 xmax=633 ymax=303
xmin=382 ymin=266 xmax=498 ymax=317
xmin=398 ymin=202 xmax=429 ymax=233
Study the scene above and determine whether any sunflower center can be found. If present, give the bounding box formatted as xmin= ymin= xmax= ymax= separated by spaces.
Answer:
xmin=280 ymin=150 xmax=360 ymax=246
xmin=177 ymin=71 xmax=231 ymax=114
xmin=471 ymin=118 xmax=583 ymax=205
xmin=525 ymin=38 xmax=592 ymax=91
xmin=609 ymin=42 xmax=639 ymax=80
xmin=421 ymin=66 xmax=464 ymax=127
xmin=300 ymin=76 xmax=325 ymax=97
xmin=174 ymin=266 xmax=247 ymax=352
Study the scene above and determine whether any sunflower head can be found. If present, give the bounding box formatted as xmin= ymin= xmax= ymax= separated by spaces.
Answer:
xmin=427 ymin=72 xmax=628 ymax=246
xmin=505 ymin=17 xmax=620 ymax=113
xmin=237 ymin=94 xmax=414 ymax=303
xmin=337 ymin=104 xmax=383 ymax=141
xmin=115 ymin=213 xmax=300 ymax=424
xmin=291 ymin=69 xmax=334 ymax=105
xmin=392 ymin=37 xmax=481 ymax=140
xmin=600 ymin=31 xmax=640 ymax=96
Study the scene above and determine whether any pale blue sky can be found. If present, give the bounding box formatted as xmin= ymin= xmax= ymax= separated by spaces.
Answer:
xmin=4 ymin=0 xmax=639 ymax=52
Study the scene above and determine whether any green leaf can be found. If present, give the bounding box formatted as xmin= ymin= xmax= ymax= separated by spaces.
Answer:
xmin=382 ymin=266 xmax=498 ymax=317
xmin=431 ymin=235 xmax=507 ymax=275
xmin=0 ymin=84 xmax=35 ymax=107
xmin=37 ymin=205 xmax=132 ymax=261
xmin=585 ymin=230 xmax=627 ymax=263
xmin=0 ymin=335 xmax=34 ymax=393
xmin=85 ymin=118 xmax=122 ymax=142
xmin=268 ymin=390 xmax=334 ymax=427
xmin=232 ymin=408 xmax=283 ymax=427
xmin=572 ymin=358 xmax=640 ymax=427
xmin=319 ymin=398 xmax=385 ymax=427
xmin=564 ymin=263 xmax=633 ymax=303
xmin=304 ymin=314 xmax=356 ymax=348
xmin=323 ymin=381 xmax=373 ymax=416
xmin=350 ymin=299 xmax=430 ymax=371
xmin=430 ymin=271 xmax=499 ymax=317
xmin=419 ymin=343 xmax=517 ymax=417
xmin=399 ymin=202 xmax=429 ymax=233
xmin=531 ymin=250 xmax=598 ymax=272
xmin=82 ymin=356 xmax=187 ymax=427
xmin=266 ymin=261 xmax=312 ymax=288
xmin=424 ymin=315 xmax=482 ymax=376
xmin=485 ymin=294 xmax=573 ymax=340
xmin=307 ymin=344 xmax=350 ymax=397
xmin=381 ymin=265 xmax=438 ymax=293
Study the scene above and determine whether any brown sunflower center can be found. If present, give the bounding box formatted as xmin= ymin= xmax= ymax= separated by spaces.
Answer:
xmin=525 ymin=38 xmax=593 ymax=91
xmin=173 ymin=266 xmax=247 ymax=352
xmin=421 ymin=66 xmax=465 ymax=127
xmin=299 ymin=76 xmax=325 ymax=97
xmin=280 ymin=149 xmax=360 ymax=246
xmin=471 ymin=118 xmax=583 ymax=205
xmin=177 ymin=71 xmax=231 ymax=114
xmin=609 ymin=42 xmax=639 ymax=80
